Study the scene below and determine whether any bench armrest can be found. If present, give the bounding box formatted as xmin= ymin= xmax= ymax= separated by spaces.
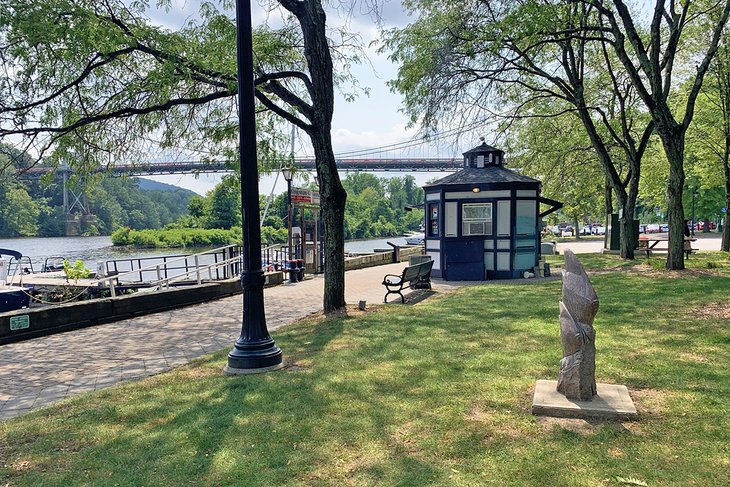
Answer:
xmin=382 ymin=274 xmax=403 ymax=285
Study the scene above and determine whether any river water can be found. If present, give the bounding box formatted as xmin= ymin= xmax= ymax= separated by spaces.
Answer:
xmin=0 ymin=235 xmax=415 ymax=271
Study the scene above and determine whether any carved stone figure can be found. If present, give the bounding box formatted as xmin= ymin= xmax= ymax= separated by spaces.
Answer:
xmin=557 ymin=250 xmax=599 ymax=401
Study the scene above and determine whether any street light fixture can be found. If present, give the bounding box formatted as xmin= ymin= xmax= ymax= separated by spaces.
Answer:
xmin=223 ymin=0 xmax=283 ymax=374
xmin=282 ymin=166 xmax=294 ymax=264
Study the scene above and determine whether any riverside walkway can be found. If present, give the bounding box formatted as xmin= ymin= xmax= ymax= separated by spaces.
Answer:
xmin=0 ymin=262 xmax=470 ymax=420
xmin=4 ymin=236 xmax=722 ymax=420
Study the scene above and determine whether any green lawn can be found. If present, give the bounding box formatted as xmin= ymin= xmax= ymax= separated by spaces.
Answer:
xmin=1 ymin=253 xmax=729 ymax=486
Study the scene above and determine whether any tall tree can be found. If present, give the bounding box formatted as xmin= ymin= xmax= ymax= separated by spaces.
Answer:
xmin=583 ymin=0 xmax=730 ymax=268
xmin=0 ymin=0 xmax=369 ymax=311
xmin=686 ymin=24 xmax=730 ymax=250
xmin=508 ymin=111 xmax=606 ymax=232
xmin=385 ymin=1 xmax=652 ymax=258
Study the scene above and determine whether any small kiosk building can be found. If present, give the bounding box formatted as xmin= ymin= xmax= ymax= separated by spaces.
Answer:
xmin=423 ymin=142 xmax=561 ymax=280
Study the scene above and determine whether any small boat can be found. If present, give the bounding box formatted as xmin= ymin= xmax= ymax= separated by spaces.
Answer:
xmin=0 ymin=249 xmax=32 ymax=312
xmin=404 ymin=233 xmax=425 ymax=245
xmin=0 ymin=287 xmax=31 ymax=313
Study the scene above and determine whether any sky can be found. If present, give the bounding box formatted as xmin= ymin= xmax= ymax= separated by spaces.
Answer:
xmin=138 ymin=0 xmax=457 ymax=197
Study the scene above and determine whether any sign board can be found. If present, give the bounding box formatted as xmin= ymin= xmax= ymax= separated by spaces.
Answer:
xmin=10 ymin=315 xmax=30 ymax=331
xmin=723 ymin=207 xmax=727 ymax=213
xmin=291 ymin=187 xmax=320 ymax=206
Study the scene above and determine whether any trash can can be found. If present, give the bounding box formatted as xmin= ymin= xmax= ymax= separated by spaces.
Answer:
xmin=288 ymin=260 xmax=298 ymax=283
xmin=296 ymin=259 xmax=305 ymax=281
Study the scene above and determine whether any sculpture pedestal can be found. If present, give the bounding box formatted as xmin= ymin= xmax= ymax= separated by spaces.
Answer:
xmin=531 ymin=380 xmax=637 ymax=420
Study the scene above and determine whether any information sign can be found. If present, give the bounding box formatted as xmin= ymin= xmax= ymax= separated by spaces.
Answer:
xmin=9 ymin=315 xmax=30 ymax=331
xmin=291 ymin=188 xmax=321 ymax=206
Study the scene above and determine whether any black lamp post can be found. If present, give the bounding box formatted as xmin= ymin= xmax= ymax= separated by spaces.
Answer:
xmin=282 ymin=166 xmax=294 ymax=263
xmin=691 ymin=189 xmax=698 ymax=237
xmin=224 ymin=0 xmax=283 ymax=374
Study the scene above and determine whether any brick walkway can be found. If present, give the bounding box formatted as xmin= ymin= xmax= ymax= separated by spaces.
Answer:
xmin=0 ymin=263 xmax=469 ymax=420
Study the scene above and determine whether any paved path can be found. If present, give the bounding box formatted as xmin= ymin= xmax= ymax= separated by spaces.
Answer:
xmin=3 ymin=236 xmax=722 ymax=420
xmin=0 ymin=263 xmax=469 ymax=420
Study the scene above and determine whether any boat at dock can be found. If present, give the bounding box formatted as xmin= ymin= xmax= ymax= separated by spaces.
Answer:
xmin=0 ymin=249 xmax=33 ymax=312
xmin=404 ymin=233 xmax=425 ymax=245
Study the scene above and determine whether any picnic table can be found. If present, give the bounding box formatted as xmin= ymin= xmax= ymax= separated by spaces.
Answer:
xmin=637 ymin=235 xmax=697 ymax=258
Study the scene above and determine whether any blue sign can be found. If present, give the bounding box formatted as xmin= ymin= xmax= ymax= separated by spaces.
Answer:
xmin=723 ymin=207 xmax=727 ymax=213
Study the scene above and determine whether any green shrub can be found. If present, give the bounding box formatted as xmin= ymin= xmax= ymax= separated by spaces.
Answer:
xmin=110 ymin=227 xmax=132 ymax=245
xmin=111 ymin=227 xmax=242 ymax=249
xmin=63 ymin=259 xmax=92 ymax=283
xmin=261 ymin=226 xmax=287 ymax=245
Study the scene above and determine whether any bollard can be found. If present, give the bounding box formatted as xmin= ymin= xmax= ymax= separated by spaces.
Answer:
xmin=296 ymin=259 xmax=305 ymax=281
xmin=288 ymin=260 xmax=298 ymax=283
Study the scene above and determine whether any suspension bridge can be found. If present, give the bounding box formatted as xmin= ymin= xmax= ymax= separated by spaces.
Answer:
xmin=11 ymin=119 xmax=491 ymax=234
xmin=15 ymin=157 xmax=462 ymax=180
xmin=12 ymin=156 xmax=464 ymax=236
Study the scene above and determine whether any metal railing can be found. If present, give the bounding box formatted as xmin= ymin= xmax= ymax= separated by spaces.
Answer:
xmin=95 ymin=241 xmax=327 ymax=297
xmin=97 ymin=245 xmax=242 ymax=297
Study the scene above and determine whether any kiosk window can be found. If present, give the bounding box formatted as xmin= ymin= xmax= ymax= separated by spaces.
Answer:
xmin=462 ymin=203 xmax=492 ymax=236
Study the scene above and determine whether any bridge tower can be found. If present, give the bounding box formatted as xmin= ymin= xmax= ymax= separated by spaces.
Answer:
xmin=61 ymin=161 xmax=97 ymax=236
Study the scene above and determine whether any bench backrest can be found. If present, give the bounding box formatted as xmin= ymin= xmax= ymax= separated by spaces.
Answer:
xmin=418 ymin=259 xmax=434 ymax=277
xmin=402 ymin=264 xmax=423 ymax=281
xmin=401 ymin=259 xmax=433 ymax=281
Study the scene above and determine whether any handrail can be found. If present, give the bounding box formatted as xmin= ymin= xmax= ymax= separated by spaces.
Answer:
xmin=96 ymin=245 xmax=242 ymax=296
xmin=102 ymin=244 xmax=240 ymax=277
xmin=136 ymin=255 xmax=242 ymax=295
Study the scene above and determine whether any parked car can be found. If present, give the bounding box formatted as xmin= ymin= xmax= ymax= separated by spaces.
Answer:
xmin=660 ymin=224 xmax=669 ymax=232
xmin=594 ymin=226 xmax=606 ymax=235
xmin=697 ymin=221 xmax=716 ymax=231
xmin=646 ymin=224 xmax=661 ymax=233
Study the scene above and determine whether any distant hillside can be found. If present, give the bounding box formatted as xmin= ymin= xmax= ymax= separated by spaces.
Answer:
xmin=137 ymin=177 xmax=196 ymax=195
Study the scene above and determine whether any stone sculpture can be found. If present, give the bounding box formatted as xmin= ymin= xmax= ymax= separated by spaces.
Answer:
xmin=557 ymin=250 xmax=599 ymax=401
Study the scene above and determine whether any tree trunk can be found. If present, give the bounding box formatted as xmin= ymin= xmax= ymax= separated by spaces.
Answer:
xmin=573 ymin=105 xmax=637 ymax=258
xmin=658 ymin=126 xmax=686 ymax=270
xmin=720 ymin=200 xmax=730 ymax=252
xmin=722 ymin=145 xmax=730 ymax=251
xmin=618 ymin=163 xmax=640 ymax=260
xmin=294 ymin=0 xmax=347 ymax=312
xmin=312 ymin=134 xmax=347 ymax=311
xmin=604 ymin=178 xmax=613 ymax=216
xmin=619 ymin=190 xmax=638 ymax=260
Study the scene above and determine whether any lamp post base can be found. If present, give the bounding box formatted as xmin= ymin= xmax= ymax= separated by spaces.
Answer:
xmin=223 ymin=362 xmax=285 ymax=375
xmin=224 ymin=339 xmax=283 ymax=374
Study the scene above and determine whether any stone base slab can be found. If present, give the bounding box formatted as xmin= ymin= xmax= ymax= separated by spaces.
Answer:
xmin=531 ymin=379 xmax=637 ymax=420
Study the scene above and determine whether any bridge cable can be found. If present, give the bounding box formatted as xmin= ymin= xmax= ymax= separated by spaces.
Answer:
xmin=261 ymin=125 xmax=295 ymax=225
xmin=331 ymin=119 xmax=491 ymax=158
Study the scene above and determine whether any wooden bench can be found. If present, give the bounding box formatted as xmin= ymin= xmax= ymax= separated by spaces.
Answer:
xmin=382 ymin=259 xmax=434 ymax=303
